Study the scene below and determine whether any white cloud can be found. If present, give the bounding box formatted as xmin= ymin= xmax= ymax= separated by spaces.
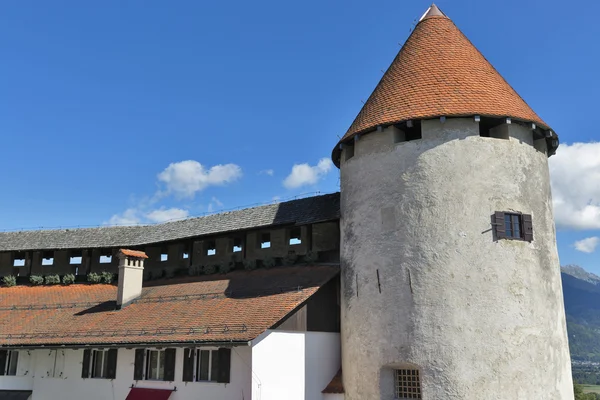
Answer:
xmin=157 ymin=160 xmax=242 ymax=198
xmin=283 ymin=158 xmax=333 ymax=189
xmin=106 ymin=208 xmax=142 ymax=226
xmin=574 ymin=237 xmax=600 ymax=253
xmin=549 ymin=142 xmax=600 ymax=230
xmin=260 ymin=169 xmax=274 ymax=176
xmin=145 ymin=207 xmax=189 ymax=223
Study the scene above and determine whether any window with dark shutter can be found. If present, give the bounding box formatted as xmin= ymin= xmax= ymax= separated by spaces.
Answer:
xmin=106 ymin=349 xmax=118 ymax=379
xmin=81 ymin=349 xmax=91 ymax=378
xmin=494 ymin=211 xmax=533 ymax=241
xmin=182 ymin=348 xmax=195 ymax=382
xmin=133 ymin=349 xmax=145 ymax=381
xmin=217 ymin=348 xmax=231 ymax=384
xmin=0 ymin=350 xmax=7 ymax=376
xmin=494 ymin=212 xmax=506 ymax=239
xmin=163 ymin=348 xmax=176 ymax=382
xmin=522 ymin=214 xmax=533 ymax=242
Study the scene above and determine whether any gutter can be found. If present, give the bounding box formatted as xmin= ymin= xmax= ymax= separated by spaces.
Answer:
xmin=0 ymin=340 xmax=249 ymax=350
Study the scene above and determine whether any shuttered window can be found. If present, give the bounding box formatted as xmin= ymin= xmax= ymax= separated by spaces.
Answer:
xmin=182 ymin=347 xmax=231 ymax=383
xmin=81 ymin=349 xmax=118 ymax=379
xmin=0 ymin=350 xmax=18 ymax=376
xmin=132 ymin=348 xmax=176 ymax=381
xmin=494 ymin=212 xmax=533 ymax=242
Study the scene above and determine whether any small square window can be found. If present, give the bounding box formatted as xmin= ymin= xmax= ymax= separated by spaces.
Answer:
xmin=182 ymin=252 xmax=189 ymax=259
xmin=260 ymin=233 xmax=271 ymax=249
xmin=161 ymin=253 xmax=168 ymax=262
xmin=99 ymin=250 xmax=113 ymax=264
xmin=206 ymin=240 xmax=216 ymax=256
xmin=289 ymin=227 xmax=302 ymax=246
xmin=13 ymin=252 xmax=26 ymax=267
xmin=182 ymin=244 xmax=190 ymax=259
xmin=232 ymin=237 xmax=243 ymax=253
xmin=70 ymin=251 xmax=82 ymax=265
xmin=42 ymin=251 xmax=54 ymax=266
xmin=394 ymin=369 xmax=421 ymax=399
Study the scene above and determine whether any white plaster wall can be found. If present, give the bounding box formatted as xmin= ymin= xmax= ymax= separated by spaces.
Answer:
xmin=339 ymin=119 xmax=573 ymax=400
xmin=323 ymin=394 xmax=343 ymax=400
xmin=0 ymin=346 xmax=251 ymax=400
xmin=251 ymin=331 xmax=340 ymax=400
xmin=305 ymin=333 xmax=340 ymax=400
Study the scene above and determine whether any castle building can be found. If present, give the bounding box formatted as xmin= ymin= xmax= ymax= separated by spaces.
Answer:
xmin=0 ymin=4 xmax=572 ymax=400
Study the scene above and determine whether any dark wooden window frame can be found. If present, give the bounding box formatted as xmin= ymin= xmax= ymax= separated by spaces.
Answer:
xmin=182 ymin=347 xmax=231 ymax=384
xmin=0 ymin=350 xmax=19 ymax=376
xmin=494 ymin=211 xmax=533 ymax=242
xmin=81 ymin=349 xmax=117 ymax=379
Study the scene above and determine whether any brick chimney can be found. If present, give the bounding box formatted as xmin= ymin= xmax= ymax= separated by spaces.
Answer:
xmin=116 ymin=249 xmax=147 ymax=309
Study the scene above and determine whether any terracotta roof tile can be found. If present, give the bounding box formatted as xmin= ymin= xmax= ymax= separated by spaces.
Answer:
xmin=0 ymin=265 xmax=338 ymax=346
xmin=322 ymin=369 xmax=344 ymax=393
xmin=119 ymin=249 xmax=148 ymax=259
xmin=335 ymin=12 xmax=550 ymax=150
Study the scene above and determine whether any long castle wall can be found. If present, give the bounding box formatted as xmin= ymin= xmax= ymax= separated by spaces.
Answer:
xmin=339 ymin=118 xmax=573 ymax=399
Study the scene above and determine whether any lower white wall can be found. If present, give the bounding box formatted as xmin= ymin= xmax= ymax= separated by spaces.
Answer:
xmin=251 ymin=331 xmax=340 ymax=400
xmin=0 ymin=346 xmax=252 ymax=400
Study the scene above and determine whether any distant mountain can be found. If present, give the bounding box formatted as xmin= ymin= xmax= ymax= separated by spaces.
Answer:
xmin=561 ymin=265 xmax=600 ymax=362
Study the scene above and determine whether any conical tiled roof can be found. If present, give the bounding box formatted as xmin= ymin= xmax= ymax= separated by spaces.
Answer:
xmin=335 ymin=5 xmax=550 ymax=148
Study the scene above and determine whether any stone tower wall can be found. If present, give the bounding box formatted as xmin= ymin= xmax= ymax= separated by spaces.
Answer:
xmin=339 ymin=118 xmax=573 ymax=399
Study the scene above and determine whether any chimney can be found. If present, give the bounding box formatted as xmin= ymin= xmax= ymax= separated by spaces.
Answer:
xmin=116 ymin=249 xmax=148 ymax=309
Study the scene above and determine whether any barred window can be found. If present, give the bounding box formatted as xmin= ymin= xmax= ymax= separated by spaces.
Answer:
xmin=394 ymin=369 xmax=422 ymax=399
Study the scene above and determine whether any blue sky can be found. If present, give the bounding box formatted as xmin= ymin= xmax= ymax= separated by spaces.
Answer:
xmin=1 ymin=1 xmax=599 ymax=273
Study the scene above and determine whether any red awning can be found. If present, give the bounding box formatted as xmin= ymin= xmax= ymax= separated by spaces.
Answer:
xmin=125 ymin=388 xmax=173 ymax=400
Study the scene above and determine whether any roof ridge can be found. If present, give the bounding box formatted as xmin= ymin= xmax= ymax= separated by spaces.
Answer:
xmin=0 ymin=193 xmax=341 ymax=251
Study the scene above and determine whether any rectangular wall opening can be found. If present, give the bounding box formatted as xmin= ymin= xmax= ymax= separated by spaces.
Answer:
xmin=344 ymin=143 xmax=355 ymax=161
xmin=160 ymin=247 xmax=168 ymax=262
xmin=232 ymin=237 xmax=243 ymax=253
xmin=479 ymin=117 xmax=508 ymax=139
xmin=395 ymin=121 xmax=422 ymax=143
xmin=99 ymin=250 xmax=112 ymax=264
xmin=289 ymin=227 xmax=302 ymax=245
xmin=42 ymin=251 xmax=54 ymax=266
xmin=260 ymin=233 xmax=271 ymax=249
xmin=70 ymin=250 xmax=82 ymax=265
xmin=206 ymin=240 xmax=216 ymax=256
xmin=13 ymin=252 xmax=26 ymax=267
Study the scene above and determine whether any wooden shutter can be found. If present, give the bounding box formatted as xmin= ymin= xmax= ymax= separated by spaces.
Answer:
xmin=494 ymin=212 xmax=506 ymax=239
xmin=133 ymin=349 xmax=145 ymax=381
xmin=106 ymin=349 xmax=118 ymax=379
xmin=164 ymin=348 xmax=177 ymax=382
xmin=522 ymin=214 xmax=534 ymax=242
xmin=81 ymin=349 xmax=91 ymax=378
xmin=216 ymin=348 xmax=231 ymax=384
xmin=182 ymin=348 xmax=195 ymax=382
xmin=0 ymin=350 xmax=7 ymax=376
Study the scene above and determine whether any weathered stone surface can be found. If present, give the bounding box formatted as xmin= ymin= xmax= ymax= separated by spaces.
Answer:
xmin=339 ymin=119 xmax=573 ymax=399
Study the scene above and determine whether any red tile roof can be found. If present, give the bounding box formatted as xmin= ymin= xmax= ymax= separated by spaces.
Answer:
xmin=322 ymin=369 xmax=344 ymax=394
xmin=119 ymin=249 xmax=148 ymax=259
xmin=0 ymin=265 xmax=338 ymax=347
xmin=334 ymin=10 xmax=550 ymax=154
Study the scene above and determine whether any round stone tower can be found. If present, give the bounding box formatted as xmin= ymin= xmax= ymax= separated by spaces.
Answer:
xmin=334 ymin=5 xmax=573 ymax=400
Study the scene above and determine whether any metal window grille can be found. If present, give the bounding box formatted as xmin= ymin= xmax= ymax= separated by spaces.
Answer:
xmin=394 ymin=369 xmax=422 ymax=399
